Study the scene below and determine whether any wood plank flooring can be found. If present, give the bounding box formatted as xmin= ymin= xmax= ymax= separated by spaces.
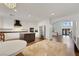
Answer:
xmin=16 ymin=37 xmax=79 ymax=56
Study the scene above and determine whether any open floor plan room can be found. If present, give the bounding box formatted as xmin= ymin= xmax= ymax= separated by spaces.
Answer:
xmin=0 ymin=3 xmax=79 ymax=56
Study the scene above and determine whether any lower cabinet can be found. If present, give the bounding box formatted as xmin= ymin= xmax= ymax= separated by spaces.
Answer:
xmin=20 ymin=33 xmax=35 ymax=43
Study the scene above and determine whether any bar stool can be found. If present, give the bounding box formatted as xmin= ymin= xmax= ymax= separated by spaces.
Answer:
xmin=0 ymin=32 xmax=5 ymax=41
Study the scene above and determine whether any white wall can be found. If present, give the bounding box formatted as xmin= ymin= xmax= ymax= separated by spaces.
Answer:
xmin=0 ymin=17 xmax=3 ymax=28
xmin=52 ymin=21 xmax=62 ymax=35
xmin=75 ymin=20 xmax=79 ymax=49
xmin=22 ymin=22 xmax=39 ymax=38
xmin=38 ymin=20 xmax=52 ymax=39
xmin=23 ymin=23 xmax=38 ymax=32
xmin=0 ymin=17 xmax=38 ymax=40
xmin=2 ymin=17 xmax=14 ymax=29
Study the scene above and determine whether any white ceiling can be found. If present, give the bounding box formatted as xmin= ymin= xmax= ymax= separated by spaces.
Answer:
xmin=0 ymin=3 xmax=79 ymax=23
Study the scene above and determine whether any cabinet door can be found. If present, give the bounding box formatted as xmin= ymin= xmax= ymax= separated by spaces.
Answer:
xmin=24 ymin=34 xmax=35 ymax=43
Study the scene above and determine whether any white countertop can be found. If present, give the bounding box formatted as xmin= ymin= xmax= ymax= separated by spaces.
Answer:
xmin=0 ymin=29 xmax=27 ymax=33
xmin=0 ymin=40 xmax=27 ymax=56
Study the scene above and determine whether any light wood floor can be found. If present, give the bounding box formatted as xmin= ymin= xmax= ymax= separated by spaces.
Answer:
xmin=16 ymin=36 xmax=79 ymax=56
xmin=16 ymin=38 xmax=44 ymax=56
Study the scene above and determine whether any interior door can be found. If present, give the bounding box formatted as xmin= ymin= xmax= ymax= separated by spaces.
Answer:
xmin=39 ymin=25 xmax=46 ymax=39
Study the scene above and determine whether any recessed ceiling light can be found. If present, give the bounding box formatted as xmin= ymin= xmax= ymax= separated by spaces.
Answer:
xmin=28 ymin=14 xmax=31 ymax=17
xmin=51 ymin=13 xmax=55 ymax=15
xmin=13 ymin=9 xmax=17 ymax=12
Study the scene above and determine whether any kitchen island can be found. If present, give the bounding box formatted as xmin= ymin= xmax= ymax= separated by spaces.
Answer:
xmin=0 ymin=29 xmax=27 ymax=41
xmin=20 ymin=32 xmax=35 ymax=43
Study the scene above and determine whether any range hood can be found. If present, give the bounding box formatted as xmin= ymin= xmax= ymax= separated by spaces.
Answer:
xmin=14 ymin=20 xmax=22 ymax=27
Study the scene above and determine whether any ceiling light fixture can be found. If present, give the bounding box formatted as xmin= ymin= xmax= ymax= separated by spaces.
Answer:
xmin=51 ymin=13 xmax=55 ymax=15
xmin=4 ymin=3 xmax=16 ymax=9
xmin=4 ymin=3 xmax=17 ymax=12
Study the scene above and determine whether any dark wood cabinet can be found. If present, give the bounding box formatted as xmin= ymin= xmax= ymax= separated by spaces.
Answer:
xmin=20 ymin=33 xmax=35 ymax=43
